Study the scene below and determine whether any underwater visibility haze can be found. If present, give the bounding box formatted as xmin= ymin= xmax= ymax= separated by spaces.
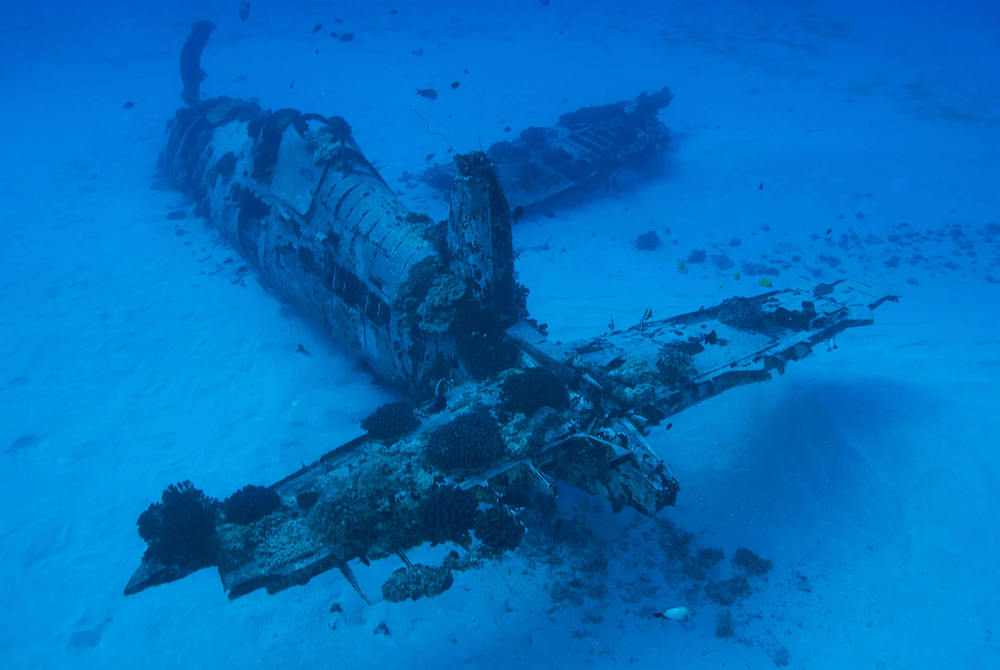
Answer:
xmin=1 ymin=1 xmax=998 ymax=668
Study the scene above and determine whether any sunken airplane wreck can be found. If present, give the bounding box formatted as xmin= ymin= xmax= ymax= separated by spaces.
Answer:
xmin=126 ymin=24 xmax=896 ymax=604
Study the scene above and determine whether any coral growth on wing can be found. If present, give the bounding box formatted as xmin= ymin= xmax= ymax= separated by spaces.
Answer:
xmin=137 ymin=481 xmax=218 ymax=565
xmin=500 ymin=366 xmax=568 ymax=416
xmin=421 ymin=485 xmax=478 ymax=545
xmin=475 ymin=505 xmax=525 ymax=553
xmin=655 ymin=345 xmax=697 ymax=388
xmin=361 ymin=401 xmax=419 ymax=441
xmin=425 ymin=407 xmax=506 ymax=470
xmin=222 ymin=485 xmax=282 ymax=525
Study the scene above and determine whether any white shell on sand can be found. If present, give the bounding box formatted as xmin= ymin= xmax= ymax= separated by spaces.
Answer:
xmin=663 ymin=607 xmax=692 ymax=621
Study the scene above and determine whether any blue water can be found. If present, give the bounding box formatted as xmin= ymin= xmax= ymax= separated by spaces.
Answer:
xmin=1 ymin=1 xmax=998 ymax=667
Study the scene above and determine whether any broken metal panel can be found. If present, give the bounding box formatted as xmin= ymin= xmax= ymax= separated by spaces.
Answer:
xmin=417 ymin=87 xmax=674 ymax=210
xmin=514 ymin=279 xmax=897 ymax=423
xmin=538 ymin=423 xmax=678 ymax=516
xmin=123 ymin=375 xmax=667 ymax=599
xmin=211 ymin=434 xmax=432 ymax=600
xmin=448 ymin=152 xmax=521 ymax=323
xmin=270 ymin=125 xmax=325 ymax=215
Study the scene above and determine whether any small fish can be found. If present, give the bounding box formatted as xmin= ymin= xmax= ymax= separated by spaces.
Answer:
xmin=734 ymin=272 xmax=741 ymax=280
xmin=296 ymin=344 xmax=312 ymax=356
xmin=232 ymin=74 xmax=247 ymax=83
xmin=678 ymin=260 xmax=687 ymax=273
xmin=416 ymin=88 xmax=438 ymax=99
xmin=312 ymin=23 xmax=323 ymax=33
xmin=239 ymin=1 xmax=250 ymax=21
xmin=7 ymin=434 xmax=40 ymax=453
xmin=297 ymin=166 xmax=316 ymax=180
xmin=758 ymin=278 xmax=773 ymax=288
xmin=758 ymin=182 xmax=764 ymax=190
xmin=718 ymin=283 xmax=724 ymax=290
xmin=450 ymin=81 xmax=460 ymax=89
xmin=122 ymin=100 xmax=134 ymax=109
xmin=339 ymin=33 xmax=354 ymax=42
